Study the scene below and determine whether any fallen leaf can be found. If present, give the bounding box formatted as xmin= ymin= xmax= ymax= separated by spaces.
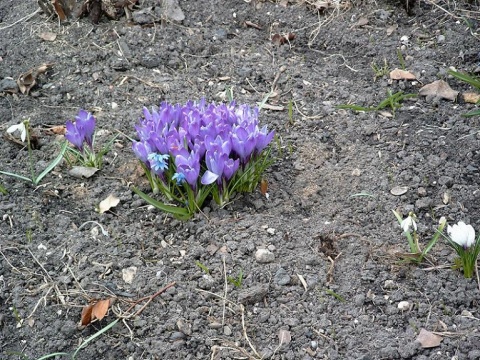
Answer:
xmin=38 ymin=32 xmax=57 ymax=41
xmin=81 ymin=304 xmax=94 ymax=326
xmin=260 ymin=179 xmax=268 ymax=196
xmin=419 ymin=80 xmax=458 ymax=101
xmin=91 ymin=299 xmax=110 ymax=321
xmin=390 ymin=68 xmax=416 ymax=80
xmin=52 ymin=0 xmax=67 ymax=20
xmin=45 ymin=125 xmax=66 ymax=135
xmin=278 ymin=329 xmax=292 ymax=345
xmin=353 ymin=17 xmax=369 ymax=27
xmin=416 ymin=328 xmax=442 ymax=348
xmin=260 ymin=104 xmax=284 ymax=111
xmin=386 ymin=24 xmax=398 ymax=36
xmin=443 ymin=192 xmax=450 ymax=205
xmin=68 ymin=166 xmax=99 ymax=179
xmin=463 ymin=92 xmax=480 ymax=104
xmin=98 ymin=194 xmax=120 ymax=214
xmin=17 ymin=63 xmax=54 ymax=95
xmin=271 ymin=33 xmax=295 ymax=46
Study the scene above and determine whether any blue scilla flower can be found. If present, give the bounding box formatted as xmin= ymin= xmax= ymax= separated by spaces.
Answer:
xmin=148 ymin=153 xmax=169 ymax=173
xmin=172 ymin=172 xmax=186 ymax=185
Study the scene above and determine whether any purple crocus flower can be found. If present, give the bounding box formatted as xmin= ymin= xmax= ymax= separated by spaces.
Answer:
xmin=65 ymin=109 xmax=96 ymax=151
xmin=132 ymin=141 xmax=153 ymax=165
xmin=75 ymin=109 xmax=96 ymax=149
xmin=175 ymin=150 xmax=200 ymax=188
xmin=65 ymin=120 xmax=85 ymax=151
xmin=223 ymin=158 xmax=240 ymax=180
xmin=255 ymin=125 xmax=275 ymax=153
xmin=201 ymin=151 xmax=226 ymax=185
xmin=231 ymin=126 xmax=256 ymax=162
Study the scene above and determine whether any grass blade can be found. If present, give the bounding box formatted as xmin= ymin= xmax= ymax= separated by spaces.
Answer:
xmin=0 ymin=170 xmax=32 ymax=183
xmin=131 ymin=186 xmax=191 ymax=219
xmin=36 ymin=353 xmax=69 ymax=360
xmin=72 ymin=319 xmax=119 ymax=359
xmin=34 ymin=141 xmax=68 ymax=185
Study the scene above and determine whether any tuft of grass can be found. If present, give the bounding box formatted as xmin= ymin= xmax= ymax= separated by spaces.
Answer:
xmin=371 ymin=58 xmax=390 ymax=81
xmin=227 ymin=269 xmax=244 ymax=288
xmin=195 ymin=261 xmax=210 ymax=274
xmin=0 ymin=183 xmax=7 ymax=195
xmin=337 ymin=90 xmax=416 ymax=117
xmin=324 ymin=288 xmax=345 ymax=302
xmin=448 ymin=69 xmax=480 ymax=117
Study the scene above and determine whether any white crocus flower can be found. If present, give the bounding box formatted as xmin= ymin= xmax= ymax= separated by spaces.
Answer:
xmin=400 ymin=213 xmax=417 ymax=233
xmin=447 ymin=221 xmax=475 ymax=248
xmin=7 ymin=122 xmax=27 ymax=142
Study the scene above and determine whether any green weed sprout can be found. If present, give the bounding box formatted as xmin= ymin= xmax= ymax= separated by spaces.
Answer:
xmin=371 ymin=58 xmax=390 ymax=80
xmin=0 ymin=119 xmax=67 ymax=185
xmin=441 ymin=220 xmax=480 ymax=279
xmin=0 ymin=183 xmax=7 ymax=195
xmin=393 ymin=210 xmax=446 ymax=263
xmin=64 ymin=109 xmax=117 ymax=169
xmin=195 ymin=260 xmax=210 ymax=274
xmin=227 ymin=269 xmax=244 ymax=288
xmin=448 ymin=69 xmax=480 ymax=117
xmin=337 ymin=90 xmax=416 ymax=117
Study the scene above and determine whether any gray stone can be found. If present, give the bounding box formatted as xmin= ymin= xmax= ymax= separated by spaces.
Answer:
xmin=274 ymin=268 xmax=291 ymax=286
xmin=255 ymin=249 xmax=275 ymax=263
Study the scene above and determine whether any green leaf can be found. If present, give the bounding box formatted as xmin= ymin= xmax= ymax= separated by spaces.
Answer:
xmin=36 ymin=353 xmax=69 ymax=360
xmin=131 ymin=186 xmax=192 ymax=220
xmin=0 ymin=170 xmax=33 ymax=183
xmin=72 ymin=319 xmax=119 ymax=359
xmin=448 ymin=69 xmax=480 ymax=90
xmin=34 ymin=141 xmax=68 ymax=185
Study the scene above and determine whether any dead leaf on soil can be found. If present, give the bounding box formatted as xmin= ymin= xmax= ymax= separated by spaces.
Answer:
xmin=463 ymin=92 xmax=480 ymax=104
xmin=38 ymin=32 xmax=57 ymax=42
xmin=416 ymin=328 xmax=442 ymax=348
xmin=80 ymin=298 xmax=111 ymax=326
xmin=17 ymin=63 xmax=53 ymax=95
xmin=352 ymin=17 xmax=369 ymax=27
xmin=37 ymin=0 xmax=75 ymax=21
xmin=260 ymin=179 xmax=268 ymax=196
xmin=390 ymin=68 xmax=416 ymax=80
xmin=272 ymin=33 xmax=296 ymax=46
xmin=98 ymin=194 xmax=120 ymax=213
xmin=68 ymin=166 xmax=99 ymax=179
xmin=419 ymin=80 xmax=458 ymax=101
xmin=386 ymin=24 xmax=398 ymax=36
xmin=260 ymin=103 xmax=284 ymax=111
xmin=278 ymin=329 xmax=292 ymax=345
xmin=44 ymin=125 xmax=66 ymax=135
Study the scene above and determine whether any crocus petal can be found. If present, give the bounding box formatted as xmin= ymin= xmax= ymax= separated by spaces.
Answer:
xmin=448 ymin=221 xmax=476 ymax=248
xmin=65 ymin=120 xmax=84 ymax=151
xmin=201 ymin=170 xmax=219 ymax=185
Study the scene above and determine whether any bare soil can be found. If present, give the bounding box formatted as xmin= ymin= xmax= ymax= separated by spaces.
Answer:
xmin=2 ymin=1 xmax=480 ymax=359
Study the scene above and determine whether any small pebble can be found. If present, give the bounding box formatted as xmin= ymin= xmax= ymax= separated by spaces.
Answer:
xmin=398 ymin=301 xmax=410 ymax=311
xmin=255 ymin=249 xmax=275 ymax=263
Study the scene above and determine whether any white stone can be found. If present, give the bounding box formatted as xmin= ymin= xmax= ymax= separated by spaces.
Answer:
xmin=397 ymin=301 xmax=410 ymax=311
xmin=122 ymin=266 xmax=137 ymax=284
xmin=255 ymin=249 xmax=275 ymax=263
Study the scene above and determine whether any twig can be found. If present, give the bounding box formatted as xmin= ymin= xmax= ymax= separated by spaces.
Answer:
xmin=123 ymin=282 xmax=176 ymax=317
xmin=326 ymin=252 xmax=342 ymax=285
xmin=222 ymin=256 xmax=228 ymax=326
xmin=240 ymin=304 xmax=262 ymax=359
xmin=271 ymin=65 xmax=287 ymax=93
xmin=0 ymin=9 xmax=41 ymax=31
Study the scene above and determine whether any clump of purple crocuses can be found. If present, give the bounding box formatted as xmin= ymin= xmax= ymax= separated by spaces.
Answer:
xmin=65 ymin=109 xmax=114 ymax=169
xmin=131 ymin=99 xmax=275 ymax=219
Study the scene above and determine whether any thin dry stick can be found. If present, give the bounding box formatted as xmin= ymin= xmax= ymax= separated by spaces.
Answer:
xmin=125 ymin=282 xmax=176 ymax=317
xmin=240 ymin=304 xmax=262 ymax=359
xmin=0 ymin=8 xmax=41 ymax=31
xmin=222 ymin=256 xmax=228 ymax=326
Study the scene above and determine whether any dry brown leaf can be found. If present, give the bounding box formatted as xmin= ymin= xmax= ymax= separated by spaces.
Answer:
xmin=463 ymin=92 xmax=480 ymax=104
xmin=416 ymin=328 xmax=442 ymax=348
xmin=81 ymin=304 xmax=94 ymax=326
xmin=38 ymin=32 xmax=57 ymax=41
xmin=419 ymin=80 xmax=458 ymax=101
xmin=52 ymin=0 xmax=67 ymax=20
xmin=390 ymin=68 xmax=416 ymax=80
xmin=386 ymin=24 xmax=397 ymax=36
xmin=17 ymin=63 xmax=53 ymax=95
xmin=271 ymin=33 xmax=295 ymax=46
xmin=260 ymin=179 xmax=268 ymax=196
xmin=353 ymin=17 xmax=369 ymax=27
xmin=91 ymin=299 xmax=110 ymax=321
xmin=278 ymin=329 xmax=292 ymax=345
xmin=46 ymin=125 xmax=66 ymax=135
xmin=98 ymin=194 xmax=120 ymax=213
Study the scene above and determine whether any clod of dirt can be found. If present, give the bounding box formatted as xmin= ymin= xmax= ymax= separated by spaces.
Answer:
xmin=237 ymin=284 xmax=269 ymax=304
xmin=0 ymin=77 xmax=18 ymax=93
